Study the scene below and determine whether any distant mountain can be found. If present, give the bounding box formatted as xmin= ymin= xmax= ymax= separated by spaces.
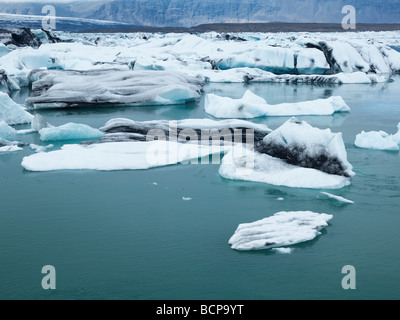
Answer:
xmin=0 ymin=0 xmax=399 ymax=28
xmin=87 ymin=0 xmax=400 ymax=27
xmin=0 ymin=13 xmax=132 ymax=32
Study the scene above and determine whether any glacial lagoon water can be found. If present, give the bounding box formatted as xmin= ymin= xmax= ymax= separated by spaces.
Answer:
xmin=1 ymin=78 xmax=400 ymax=300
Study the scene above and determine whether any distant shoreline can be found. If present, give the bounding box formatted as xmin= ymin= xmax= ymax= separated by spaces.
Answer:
xmin=78 ymin=22 xmax=400 ymax=34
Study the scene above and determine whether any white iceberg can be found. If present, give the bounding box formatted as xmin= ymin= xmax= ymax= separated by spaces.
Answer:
xmin=205 ymin=90 xmax=350 ymax=118
xmin=39 ymin=123 xmax=104 ymax=142
xmin=259 ymin=118 xmax=354 ymax=178
xmin=0 ymin=144 xmax=22 ymax=152
xmin=228 ymin=211 xmax=333 ymax=251
xmin=219 ymin=146 xmax=351 ymax=189
xmin=26 ymin=69 xmax=204 ymax=109
xmin=21 ymin=140 xmax=229 ymax=172
xmin=0 ymin=92 xmax=33 ymax=125
xmin=31 ymin=114 xmax=53 ymax=132
xmin=354 ymin=123 xmax=400 ymax=151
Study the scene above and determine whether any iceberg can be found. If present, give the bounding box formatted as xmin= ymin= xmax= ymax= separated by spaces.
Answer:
xmin=205 ymin=90 xmax=350 ymax=118
xmin=39 ymin=123 xmax=104 ymax=142
xmin=98 ymin=117 xmax=271 ymax=144
xmin=31 ymin=114 xmax=53 ymax=132
xmin=29 ymin=144 xmax=54 ymax=153
xmin=228 ymin=211 xmax=333 ymax=251
xmin=257 ymin=118 xmax=354 ymax=178
xmin=0 ymin=92 xmax=33 ymax=125
xmin=354 ymin=124 xmax=400 ymax=151
xmin=0 ymin=121 xmax=18 ymax=141
xmin=219 ymin=146 xmax=351 ymax=189
xmin=21 ymin=140 xmax=229 ymax=172
xmin=25 ymin=69 xmax=204 ymax=109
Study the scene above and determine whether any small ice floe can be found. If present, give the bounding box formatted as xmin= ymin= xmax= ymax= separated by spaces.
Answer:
xmin=354 ymin=123 xmax=400 ymax=151
xmin=39 ymin=123 xmax=104 ymax=142
xmin=182 ymin=197 xmax=193 ymax=201
xmin=0 ymin=144 xmax=22 ymax=152
xmin=205 ymin=90 xmax=350 ymax=119
xmin=272 ymin=247 xmax=293 ymax=254
xmin=277 ymin=197 xmax=285 ymax=201
xmin=153 ymin=182 xmax=158 ymax=186
xmin=320 ymin=192 xmax=354 ymax=204
xmin=29 ymin=144 xmax=54 ymax=153
xmin=229 ymin=211 xmax=332 ymax=251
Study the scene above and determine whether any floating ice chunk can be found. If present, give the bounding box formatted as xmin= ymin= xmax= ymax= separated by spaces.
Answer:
xmin=272 ymin=248 xmax=293 ymax=254
xmin=0 ymin=121 xmax=18 ymax=141
xmin=219 ymin=146 xmax=351 ymax=189
xmin=228 ymin=211 xmax=333 ymax=251
xmin=99 ymin=117 xmax=271 ymax=144
xmin=182 ymin=197 xmax=193 ymax=201
xmin=355 ymin=124 xmax=400 ymax=151
xmin=320 ymin=192 xmax=354 ymax=204
xmin=29 ymin=144 xmax=54 ymax=153
xmin=205 ymin=90 xmax=350 ymax=118
xmin=0 ymin=144 xmax=22 ymax=152
xmin=277 ymin=197 xmax=285 ymax=201
xmin=31 ymin=114 xmax=53 ymax=132
xmin=21 ymin=141 xmax=229 ymax=172
xmin=39 ymin=123 xmax=104 ymax=142
xmin=0 ymin=92 xmax=33 ymax=125
xmin=259 ymin=118 xmax=354 ymax=177
xmin=26 ymin=69 xmax=204 ymax=109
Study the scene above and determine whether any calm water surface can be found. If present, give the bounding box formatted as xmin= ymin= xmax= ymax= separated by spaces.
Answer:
xmin=1 ymin=77 xmax=399 ymax=300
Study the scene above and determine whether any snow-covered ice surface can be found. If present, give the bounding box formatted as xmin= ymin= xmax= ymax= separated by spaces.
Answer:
xmin=21 ymin=140 xmax=230 ymax=172
xmin=205 ymin=90 xmax=350 ymax=118
xmin=228 ymin=211 xmax=333 ymax=251
xmin=39 ymin=123 xmax=104 ymax=142
xmin=0 ymin=92 xmax=33 ymax=125
xmin=25 ymin=69 xmax=204 ymax=109
xmin=320 ymin=192 xmax=354 ymax=204
xmin=355 ymin=123 xmax=400 ymax=151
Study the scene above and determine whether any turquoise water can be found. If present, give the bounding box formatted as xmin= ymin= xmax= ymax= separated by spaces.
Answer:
xmin=1 ymin=78 xmax=400 ymax=300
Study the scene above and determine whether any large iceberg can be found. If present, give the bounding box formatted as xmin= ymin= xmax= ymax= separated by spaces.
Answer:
xmin=205 ymin=90 xmax=350 ymax=118
xmin=228 ymin=211 xmax=333 ymax=251
xmin=257 ymin=118 xmax=354 ymax=178
xmin=354 ymin=123 xmax=400 ymax=151
xmin=0 ymin=92 xmax=33 ymax=125
xmin=39 ymin=123 xmax=104 ymax=142
xmin=219 ymin=145 xmax=351 ymax=189
xmin=25 ymin=69 xmax=204 ymax=109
